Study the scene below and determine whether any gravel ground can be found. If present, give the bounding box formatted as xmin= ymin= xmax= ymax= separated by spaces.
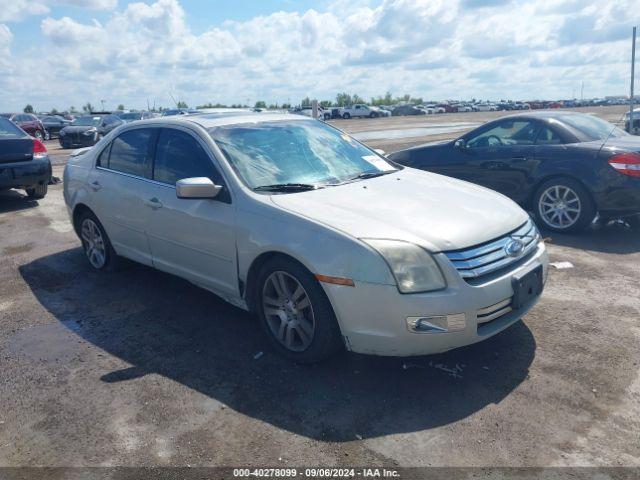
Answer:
xmin=1 ymin=107 xmax=639 ymax=472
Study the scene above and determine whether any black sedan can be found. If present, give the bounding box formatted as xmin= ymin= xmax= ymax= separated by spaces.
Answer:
xmin=59 ymin=114 xmax=123 ymax=149
xmin=389 ymin=112 xmax=640 ymax=232
xmin=392 ymin=105 xmax=426 ymax=116
xmin=41 ymin=115 xmax=71 ymax=139
xmin=0 ymin=117 xmax=51 ymax=199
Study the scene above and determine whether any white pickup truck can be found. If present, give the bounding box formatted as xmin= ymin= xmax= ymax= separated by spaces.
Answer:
xmin=338 ymin=104 xmax=377 ymax=119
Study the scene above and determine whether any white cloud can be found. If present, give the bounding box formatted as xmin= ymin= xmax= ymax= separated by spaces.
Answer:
xmin=0 ymin=0 xmax=636 ymax=111
xmin=0 ymin=0 xmax=49 ymax=22
xmin=0 ymin=0 xmax=116 ymax=22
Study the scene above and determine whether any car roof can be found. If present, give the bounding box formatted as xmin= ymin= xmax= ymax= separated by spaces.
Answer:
xmin=131 ymin=112 xmax=309 ymax=129
xmin=484 ymin=111 xmax=594 ymax=125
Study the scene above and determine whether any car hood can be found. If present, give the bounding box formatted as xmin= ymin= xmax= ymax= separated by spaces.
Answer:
xmin=270 ymin=168 xmax=528 ymax=252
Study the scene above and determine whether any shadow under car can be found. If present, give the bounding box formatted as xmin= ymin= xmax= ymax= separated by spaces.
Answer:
xmin=19 ymin=248 xmax=537 ymax=442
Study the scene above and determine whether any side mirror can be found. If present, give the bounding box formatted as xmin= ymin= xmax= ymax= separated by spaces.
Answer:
xmin=454 ymin=138 xmax=467 ymax=149
xmin=176 ymin=177 xmax=222 ymax=199
xmin=374 ymin=148 xmax=387 ymax=157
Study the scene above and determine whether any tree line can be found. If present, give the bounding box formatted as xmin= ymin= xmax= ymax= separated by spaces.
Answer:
xmin=21 ymin=91 xmax=428 ymax=115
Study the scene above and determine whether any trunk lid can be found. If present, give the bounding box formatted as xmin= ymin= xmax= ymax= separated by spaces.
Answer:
xmin=0 ymin=138 xmax=33 ymax=164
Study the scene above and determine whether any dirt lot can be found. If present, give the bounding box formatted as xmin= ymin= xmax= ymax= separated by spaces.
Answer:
xmin=1 ymin=108 xmax=639 ymax=472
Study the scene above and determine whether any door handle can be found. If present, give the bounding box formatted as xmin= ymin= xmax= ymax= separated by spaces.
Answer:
xmin=144 ymin=198 xmax=163 ymax=209
xmin=511 ymin=156 xmax=527 ymax=162
xmin=90 ymin=180 xmax=102 ymax=191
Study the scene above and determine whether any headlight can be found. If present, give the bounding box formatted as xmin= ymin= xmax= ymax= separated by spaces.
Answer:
xmin=362 ymin=239 xmax=446 ymax=293
xmin=82 ymin=128 xmax=97 ymax=136
xmin=59 ymin=130 xmax=65 ymax=136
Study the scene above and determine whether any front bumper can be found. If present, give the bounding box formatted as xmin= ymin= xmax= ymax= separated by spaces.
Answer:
xmin=323 ymin=241 xmax=548 ymax=356
xmin=59 ymin=133 xmax=98 ymax=148
xmin=0 ymin=156 xmax=52 ymax=189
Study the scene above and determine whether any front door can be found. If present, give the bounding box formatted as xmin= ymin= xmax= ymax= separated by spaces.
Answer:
xmin=458 ymin=119 xmax=540 ymax=202
xmin=142 ymin=127 xmax=238 ymax=297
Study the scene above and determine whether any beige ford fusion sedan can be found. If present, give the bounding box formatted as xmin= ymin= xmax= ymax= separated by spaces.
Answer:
xmin=64 ymin=112 xmax=548 ymax=362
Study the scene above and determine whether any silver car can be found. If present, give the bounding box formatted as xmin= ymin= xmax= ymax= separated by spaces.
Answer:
xmin=64 ymin=113 xmax=548 ymax=362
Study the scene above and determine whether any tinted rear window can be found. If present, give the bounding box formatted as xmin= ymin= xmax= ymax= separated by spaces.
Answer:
xmin=108 ymin=129 xmax=154 ymax=178
xmin=0 ymin=118 xmax=25 ymax=138
xmin=558 ymin=114 xmax=627 ymax=141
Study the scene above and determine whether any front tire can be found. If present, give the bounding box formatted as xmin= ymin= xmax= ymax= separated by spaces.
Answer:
xmin=342 ymin=113 xmax=351 ymax=119
xmin=256 ymin=257 xmax=343 ymax=363
xmin=77 ymin=211 xmax=118 ymax=271
xmin=533 ymin=178 xmax=595 ymax=233
xmin=26 ymin=183 xmax=47 ymax=199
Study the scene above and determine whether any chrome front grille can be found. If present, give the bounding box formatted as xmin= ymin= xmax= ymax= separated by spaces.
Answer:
xmin=444 ymin=219 xmax=539 ymax=281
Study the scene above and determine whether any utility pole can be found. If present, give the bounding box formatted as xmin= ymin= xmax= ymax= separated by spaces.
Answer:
xmin=630 ymin=26 xmax=636 ymax=133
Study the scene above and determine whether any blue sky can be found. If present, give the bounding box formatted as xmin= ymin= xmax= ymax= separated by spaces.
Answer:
xmin=0 ymin=0 xmax=636 ymax=112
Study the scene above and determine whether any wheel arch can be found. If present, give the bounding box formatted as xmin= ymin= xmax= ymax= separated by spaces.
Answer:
xmin=71 ymin=203 xmax=95 ymax=237
xmin=244 ymin=251 xmax=316 ymax=314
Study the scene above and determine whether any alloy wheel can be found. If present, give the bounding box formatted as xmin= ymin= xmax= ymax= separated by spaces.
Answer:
xmin=81 ymin=218 xmax=107 ymax=269
xmin=538 ymin=185 xmax=581 ymax=229
xmin=262 ymin=271 xmax=315 ymax=352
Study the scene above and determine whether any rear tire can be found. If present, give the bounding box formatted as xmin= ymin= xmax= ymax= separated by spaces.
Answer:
xmin=77 ymin=210 xmax=119 ymax=271
xmin=256 ymin=257 xmax=344 ymax=363
xmin=533 ymin=178 xmax=595 ymax=233
xmin=26 ymin=183 xmax=47 ymax=199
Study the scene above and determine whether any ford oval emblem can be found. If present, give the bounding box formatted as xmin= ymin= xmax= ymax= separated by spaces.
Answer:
xmin=504 ymin=238 xmax=525 ymax=258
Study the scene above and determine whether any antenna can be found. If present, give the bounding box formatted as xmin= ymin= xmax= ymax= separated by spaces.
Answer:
xmin=169 ymin=92 xmax=178 ymax=108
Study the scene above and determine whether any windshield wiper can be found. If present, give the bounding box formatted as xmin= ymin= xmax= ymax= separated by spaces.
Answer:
xmin=340 ymin=170 xmax=397 ymax=183
xmin=253 ymin=183 xmax=322 ymax=192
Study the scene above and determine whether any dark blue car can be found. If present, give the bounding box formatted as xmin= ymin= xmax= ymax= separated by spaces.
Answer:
xmin=390 ymin=112 xmax=640 ymax=232
xmin=0 ymin=117 xmax=51 ymax=199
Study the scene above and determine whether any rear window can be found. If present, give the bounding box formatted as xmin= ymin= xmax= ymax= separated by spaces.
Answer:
xmin=107 ymin=129 xmax=154 ymax=178
xmin=0 ymin=117 xmax=25 ymax=138
xmin=558 ymin=114 xmax=627 ymax=141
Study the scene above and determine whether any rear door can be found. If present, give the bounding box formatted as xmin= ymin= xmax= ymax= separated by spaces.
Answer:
xmin=143 ymin=127 xmax=238 ymax=296
xmin=87 ymin=127 xmax=158 ymax=266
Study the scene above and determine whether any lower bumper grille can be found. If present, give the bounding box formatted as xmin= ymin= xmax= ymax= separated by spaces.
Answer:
xmin=477 ymin=298 xmax=512 ymax=325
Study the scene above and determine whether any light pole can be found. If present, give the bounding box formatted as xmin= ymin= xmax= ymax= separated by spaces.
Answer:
xmin=629 ymin=27 xmax=637 ymax=133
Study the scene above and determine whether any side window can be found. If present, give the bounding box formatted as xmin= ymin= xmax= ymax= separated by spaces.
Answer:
xmin=108 ymin=129 xmax=154 ymax=178
xmin=536 ymin=126 xmax=563 ymax=145
xmin=467 ymin=120 xmax=539 ymax=148
xmin=96 ymin=143 xmax=111 ymax=168
xmin=154 ymin=129 xmax=221 ymax=185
